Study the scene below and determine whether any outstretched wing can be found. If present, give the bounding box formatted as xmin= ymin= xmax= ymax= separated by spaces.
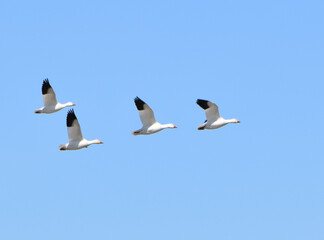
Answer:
xmin=196 ymin=99 xmax=220 ymax=122
xmin=42 ymin=79 xmax=57 ymax=106
xmin=134 ymin=97 xmax=156 ymax=126
xmin=66 ymin=109 xmax=83 ymax=142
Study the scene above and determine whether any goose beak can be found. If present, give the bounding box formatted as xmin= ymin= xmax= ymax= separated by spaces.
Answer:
xmin=99 ymin=140 xmax=104 ymax=144
xmin=174 ymin=125 xmax=178 ymax=128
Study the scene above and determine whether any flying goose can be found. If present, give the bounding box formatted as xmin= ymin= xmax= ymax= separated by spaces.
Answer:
xmin=59 ymin=109 xmax=103 ymax=150
xmin=35 ymin=79 xmax=75 ymax=114
xmin=196 ymin=99 xmax=240 ymax=130
xmin=132 ymin=97 xmax=177 ymax=135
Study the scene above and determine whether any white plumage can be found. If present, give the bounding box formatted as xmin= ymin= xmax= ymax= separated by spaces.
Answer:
xmin=35 ymin=79 xmax=75 ymax=114
xmin=132 ymin=97 xmax=177 ymax=135
xmin=196 ymin=99 xmax=240 ymax=130
xmin=59 ymin=109 xmax=103 ymax=150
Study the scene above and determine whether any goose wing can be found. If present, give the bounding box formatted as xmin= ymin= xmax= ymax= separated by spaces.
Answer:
xmin=196 ymin=99 xmax=220 ymax=122
xmin=66 ymin=109 xmax=83 ymax=142
xmin=42 ymin=79 xmax=57 ymax=106
xmin=134 ymin=97 xmax=156 ymax=126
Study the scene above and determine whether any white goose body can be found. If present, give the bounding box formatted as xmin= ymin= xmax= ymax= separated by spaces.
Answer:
xmin=36 ymin=102 xmax=76 ymax=114
xmin=196 ymin=99 xmax=240 ymax=130
xmin=60 ymin=139 xmax=102 ymax=151
xmin=35 ymin=79 xmax=75 ymax=114
xmin=132 ymin=97 xmax=177 ymax=135
xmin=134 ymin=122 xmax=176 ymax=135
xmin=59 ymin=109 xmax=103 ymax=150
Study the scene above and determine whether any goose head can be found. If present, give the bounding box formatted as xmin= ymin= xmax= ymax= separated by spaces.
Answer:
xmin=66 ymin=102 xmax=76 ymax=107
xmin=165 ymin=123 xmax=177 ymax=129
xmin=93 ymin=139 xmax=104 ymax=144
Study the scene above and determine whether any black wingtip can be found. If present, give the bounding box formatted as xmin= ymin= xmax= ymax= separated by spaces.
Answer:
xmin=196 ymin=99 xmax=210 ymax=110
xmin=134 ymin=96 xmax=145 ymax=110
xmin=42 ymin=78 xmax=52 ymax=94
xmin=66 ymin=109 xmax=77 ymax=127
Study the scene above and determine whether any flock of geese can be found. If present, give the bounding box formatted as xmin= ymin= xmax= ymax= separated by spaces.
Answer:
xmin=35 ymin=79 xmax=240 ymax=151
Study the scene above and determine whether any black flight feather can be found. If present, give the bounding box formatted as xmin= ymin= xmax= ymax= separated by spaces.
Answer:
xmin=134 ymin=96 xmax=145 ymax=111
xmin=42 ymin=78 xmax=52 ymax=95
xmin=66 ymin=109 xmax=77 ymax=127
xmin=196 ymin=99 xmax=210 ymax=110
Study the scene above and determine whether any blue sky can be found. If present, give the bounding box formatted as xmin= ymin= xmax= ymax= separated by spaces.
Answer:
xmin=0 ymin=0 xmax=323 ymax=239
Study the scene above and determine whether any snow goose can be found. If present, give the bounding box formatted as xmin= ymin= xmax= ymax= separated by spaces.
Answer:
xmin=34 ymin=79 xmax=75 ymax=114
xmin=196 ymin=99 xmax=240 ymax=130
xmin=59 ymin=109 xmax=103 ymax=150
xmin=132 ymin=97 xmax=177 ymax=135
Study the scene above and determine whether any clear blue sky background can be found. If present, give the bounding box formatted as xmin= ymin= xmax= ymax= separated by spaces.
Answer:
xmin=0 ymin=0 xmax=323 ymax=239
